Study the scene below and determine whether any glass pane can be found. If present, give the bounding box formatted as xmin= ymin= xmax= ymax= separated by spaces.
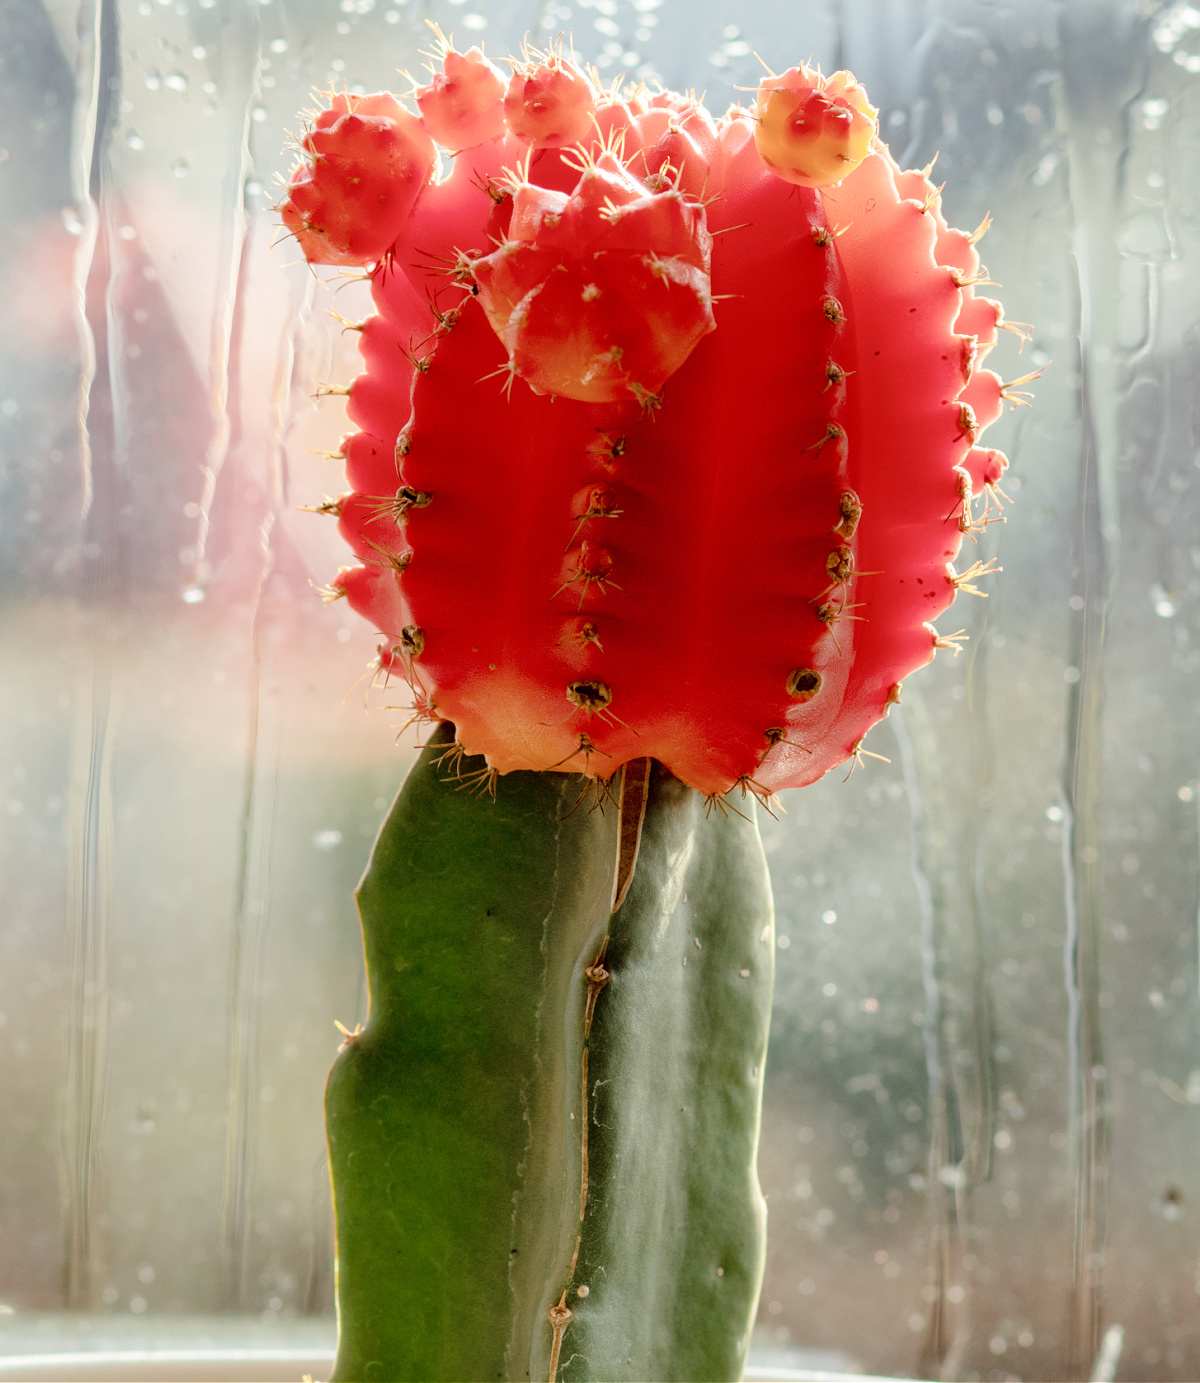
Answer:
xmin=3 ymin=1 xmax=1198 ymax=1379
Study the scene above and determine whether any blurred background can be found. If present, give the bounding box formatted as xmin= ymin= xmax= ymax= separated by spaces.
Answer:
xmin=2 ymin=0 xmax=1199 ymax=1379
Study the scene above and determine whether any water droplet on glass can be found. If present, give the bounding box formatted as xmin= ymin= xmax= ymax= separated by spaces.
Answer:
xmin=131 ymin=1105 xmax=157 ymax=1134
xmin=61 ymin=206 xmax=83 ymax=235
xmin=1140 ymin=97 xmax=1170 ymax=131
xmin=1151 ymin=582 xmax=1177 ymax=618
xmin=127 ymin=130 xmax=145 ymax=151
xmin=1032 ymin=152 xmax=1059 ymax=187
xmin=144 ymin=68 xmax=162 ymax=91
xmin=313 ymin=828 xmax=343 ymax=850
xmin=181 ymin=584 xmax=205 ymax=605
xmin=1160 ymin=1185 xmax=1185 ymax=1221
xmin=164 ymin=70 xmax=188 ymax=93
xmin=171 ymin=157 xmax=191 ymax=178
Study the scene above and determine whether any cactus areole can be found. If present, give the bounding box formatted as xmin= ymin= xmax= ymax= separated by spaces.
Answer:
xmin=283 ymin=33 xmax=1024 ymax=1383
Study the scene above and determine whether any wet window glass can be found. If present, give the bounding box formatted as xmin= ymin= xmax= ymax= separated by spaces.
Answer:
xmin=3 ymin=1 xmax=1198 ymax=1378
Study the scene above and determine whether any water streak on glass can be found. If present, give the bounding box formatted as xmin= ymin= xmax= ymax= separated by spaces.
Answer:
xmin=961 ymin=634 xmax=997 ymax=1191
xmin=61 ymin=0 xmax=119 ymax=1312
xmin=216 ymin=35 xmax=282 ymax=1307
xmin=1055 ymin=3 xmax=1145 ymax=1367
xmin=192 ymin=15 xmax=263 ymax=589
xmin=5 ymin=0 xmax=1200 ymax=1376
xmin=891 ymin=712 xmax=959 ymax=1378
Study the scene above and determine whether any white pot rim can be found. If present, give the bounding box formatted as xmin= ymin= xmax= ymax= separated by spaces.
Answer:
xmin=0 ymin=1349 xmax=911 ymax=1383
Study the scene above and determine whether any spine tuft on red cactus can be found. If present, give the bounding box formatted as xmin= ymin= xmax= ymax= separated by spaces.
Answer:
xmin=285 ymin=52 xmax=1027 ymax=797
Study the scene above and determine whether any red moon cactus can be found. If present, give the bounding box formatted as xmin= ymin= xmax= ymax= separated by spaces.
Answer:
xmin=282 ymin=42 xmax=1026 ymax=798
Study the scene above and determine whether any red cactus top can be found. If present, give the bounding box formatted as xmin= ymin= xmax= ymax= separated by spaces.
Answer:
xmin=282 ymin=44 xmax=1025 ymax=800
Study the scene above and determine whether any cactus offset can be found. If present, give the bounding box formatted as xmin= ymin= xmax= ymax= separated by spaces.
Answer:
xmin=282 ymin=37 xmax=1025 ymax=1383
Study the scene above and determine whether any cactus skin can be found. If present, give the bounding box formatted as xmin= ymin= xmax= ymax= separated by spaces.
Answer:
xmin=325 ymin=724 xmax=772 ymax=1382
xmin=285 ymin=44 xmax=1025 ymax=798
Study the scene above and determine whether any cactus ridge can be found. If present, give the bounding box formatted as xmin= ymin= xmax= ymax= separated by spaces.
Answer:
xmin=284 ymin=44 xmax=1028 ymax=795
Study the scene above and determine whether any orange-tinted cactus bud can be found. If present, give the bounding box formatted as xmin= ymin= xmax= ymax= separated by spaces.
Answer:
xmin=753 ymin=65 xmax=877 ymax=188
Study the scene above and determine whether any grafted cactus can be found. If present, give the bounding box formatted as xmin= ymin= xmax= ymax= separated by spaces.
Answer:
xmin=282 ymin=34 xmax=1026 ymax=1383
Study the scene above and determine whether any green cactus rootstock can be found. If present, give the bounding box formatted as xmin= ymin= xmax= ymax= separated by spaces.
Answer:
xmin=281 ymin=32 xmax=1029 ymax=1383
xmin=326 ymin=725 xmax=773 ymax=1381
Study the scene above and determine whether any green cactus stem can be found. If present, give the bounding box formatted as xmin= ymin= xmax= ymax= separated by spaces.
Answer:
xmin=324 ymin=725 xmax=774 ymax=1381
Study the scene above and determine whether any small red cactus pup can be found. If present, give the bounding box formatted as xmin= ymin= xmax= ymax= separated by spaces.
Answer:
xmin=414 ymin=39 xmax=507 ymax=151
xmin=281 ymin=92 xmax=435 ymax=265
xmin=282 ymin=39 xmax=1030 ymax=801
xmin=502 ymin=44 xmax=597 ymax=148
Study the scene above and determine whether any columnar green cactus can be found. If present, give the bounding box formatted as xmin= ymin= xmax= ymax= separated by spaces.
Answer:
xmin=281 ymin=33 xmax=1026 ymax=1383
xmin=326 ymin=728 xmax=772 ymax=1381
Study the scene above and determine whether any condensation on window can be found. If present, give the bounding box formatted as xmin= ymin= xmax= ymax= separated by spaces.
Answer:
xmin=2 ymin=0 xmax=1199 ymax=1379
